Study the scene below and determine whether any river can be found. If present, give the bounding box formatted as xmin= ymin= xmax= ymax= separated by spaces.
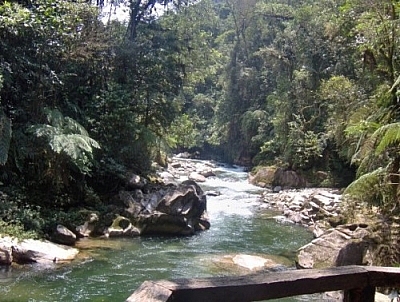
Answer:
xmin=0 ymin=161 xmax=315 ymax=301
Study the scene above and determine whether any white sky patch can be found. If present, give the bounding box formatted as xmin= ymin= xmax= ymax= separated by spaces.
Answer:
xmin=100 ymin=2 xmax=168 ymax=23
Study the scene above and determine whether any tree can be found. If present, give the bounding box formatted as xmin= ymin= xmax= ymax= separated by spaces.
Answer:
xmin=339 ymin=0 xmax=400 ymax=212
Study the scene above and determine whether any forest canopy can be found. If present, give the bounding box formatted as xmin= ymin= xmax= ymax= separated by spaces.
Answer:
xmin=1 ymin=0 xmax=400 ymax=235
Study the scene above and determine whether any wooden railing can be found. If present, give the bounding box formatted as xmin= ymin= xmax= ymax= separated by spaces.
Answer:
xmin=126 ymin=266 xmax=400 ymax=302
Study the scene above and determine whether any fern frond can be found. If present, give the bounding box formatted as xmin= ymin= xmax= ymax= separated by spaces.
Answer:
xmin=45 ymin=108 xmax=64 ymax=128
xmin=30 ymin=124 xmax=60 ymax=138
xmin=344 ymin=167 xmax=386 ymax=203
xmin=345 ymin=120 xmax=380 ymax=138
xmin=373 ymin=122 xmax=400 ymax=154
xmin=63 ymin=117 xmax=89 ymax=136
xmin=31 ymin=109 xmax=100 ymax=174
xmin=50 ymin=134 xmax=100 ymax=160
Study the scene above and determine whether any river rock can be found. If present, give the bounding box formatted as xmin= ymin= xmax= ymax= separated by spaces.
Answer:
xmin=232 ymin=254 xmax=275 ymax=270
xmin=262 ymin=189 xmax=342 ymax=228
xmin=273 ymin=168 xmax=307 ymax=188
xmin=51 ymin=225 xmax=77 ymax=246
xmin=106 ymin=216 xmax=140 ymax=237
xmin=212 ymin=253 xmax=288 ymax=274
xmin=199 ymin=169 xmax=216 ymax=178
xmin=248 ymin=166 xmax=276 ymax=188
xmin=249 ymin=166 xmax=307 ymax=188
xmin=205 ymin=190 xmax=221 ymax=197
xmin=76 ymin=213 xmax=99 ymax=238
xmin=158 ymin=171 xmax=177 ymax=185
xmin=188 ymin=172 xmax=206 ymax=183
xmin=12 ymin=239 xmax=79 ymax=264
xmin=0 ymin=237 xmax=15 ymax=265
xmin=132 ymin=180 xmax=209 ymax=236
xmin=296 ymin=224 xmax=373 ymax=269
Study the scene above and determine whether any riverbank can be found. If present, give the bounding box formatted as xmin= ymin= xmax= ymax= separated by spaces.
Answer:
xmin=0 ymin=159 xmax=315 ymax=301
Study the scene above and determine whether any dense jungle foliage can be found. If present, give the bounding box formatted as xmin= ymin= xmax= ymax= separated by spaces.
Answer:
xmin=1 ymin=0 xmax=400 ymax=236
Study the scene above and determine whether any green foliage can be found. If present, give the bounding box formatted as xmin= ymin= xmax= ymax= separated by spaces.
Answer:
xmin=0 ymin=219 xmax=38 ymax=239
xmin=0 ymin=110 xmax=11 ymax=165
xmin=31 ymin=109 xmax=100 ymax=174
xmin=286 ymin=115 xmax=326 ymax=169
xmin=344 ymin=167 xmax=389 ymax=208
xmin=2 ymin=0 xmax=400 ymax=240
xmin=0 ymin=190 xmax=42 ymax=238
xmin=168 ymin=114 xmax=198 ymax=150
xmin=374 ymin=123 xmax=400 ymax=154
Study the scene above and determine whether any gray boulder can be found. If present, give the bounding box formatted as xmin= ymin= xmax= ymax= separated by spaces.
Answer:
xmin=188 ymin=172 xmax=206 ymax=183
xmin=76 ymin=213 xmax=99 ymax=238
xmin=296 ymin=224 xmax=372 ymax=269
xmin=136 ymin=180 xmax=209 ymax=236
xmin=12 ymin=239 xmax=79 ymax=264
xmin=51 ymin=225 xmax=76 ymax=246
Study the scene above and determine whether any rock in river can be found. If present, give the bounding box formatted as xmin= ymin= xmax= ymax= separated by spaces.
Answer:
xmin=11 ymin=239 xmax=79 ymax=264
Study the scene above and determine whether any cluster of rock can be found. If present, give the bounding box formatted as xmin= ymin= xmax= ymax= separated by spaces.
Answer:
xmin=157 ymin=155 xmax=217 ymax=185
xmin=261 ymin=188 xmax=379 ymax=271
xmin=50 ymin=179 xmax=210 ymax=244
xmin=261 ymin=189 xmax=343 ymax=231
xmin=0 ymin=156 xmax=215 ymax=266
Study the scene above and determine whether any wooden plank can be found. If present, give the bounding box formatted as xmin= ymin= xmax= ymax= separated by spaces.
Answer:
xmin=365 ymin=266 xmax=400 ymax=287
xmin=166 ymin=266 xmax=369 ymax=302
xmin=125 ymin=266 xmax=400 ymax=302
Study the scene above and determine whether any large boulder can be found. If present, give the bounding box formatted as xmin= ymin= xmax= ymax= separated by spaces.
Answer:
xmin=51 ymin=225 xmax=77 ymax=246
xmin=249 ymin=166 xmax=277 ymax=188
xmin=135 ymin=180 xmax=209 ymax=236
xmin=188 ymin=172 xmax=206 ymax=183
xmin=249 ymin=166 xmax=308 ymax=189
xmin=296 ymin=224 xmax=373 ymax=269
xmin=273 ymin=168 xmax=307 ymax=188
xmin=12 ymin=239 xmax=79 ymax=264
xmin=210 ymin=253 xmax=290 ymax=275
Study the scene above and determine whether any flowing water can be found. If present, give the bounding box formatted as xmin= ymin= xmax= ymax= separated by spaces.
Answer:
xmin=0 ymin=161 xmax=315 ymax=301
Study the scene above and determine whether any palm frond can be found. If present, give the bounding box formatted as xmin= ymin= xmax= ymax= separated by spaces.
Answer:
xmin=373 ymin=122 xmax=400 ymax=154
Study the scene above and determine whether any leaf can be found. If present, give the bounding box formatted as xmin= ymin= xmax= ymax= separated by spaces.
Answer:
xmin=373 ymin=122 xmax=400 ymax=154
xmin=32 ymin=109 xmax=100 ymax=174
xmin=344 ymin=167 xmax=386 ymax=203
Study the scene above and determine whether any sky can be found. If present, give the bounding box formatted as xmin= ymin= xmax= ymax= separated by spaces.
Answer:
xmin=100 ymin=1 xmax=168 ymax=23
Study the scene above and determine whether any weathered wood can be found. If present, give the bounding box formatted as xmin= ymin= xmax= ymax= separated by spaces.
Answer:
xmin=125 ymin=266 xmax=400 ymax=302
xmin=365 ymin=266 xmax=400 ymax=287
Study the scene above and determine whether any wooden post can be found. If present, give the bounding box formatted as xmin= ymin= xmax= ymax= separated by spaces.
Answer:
xmin=344 ymin=285 xmax=376 ymax=302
